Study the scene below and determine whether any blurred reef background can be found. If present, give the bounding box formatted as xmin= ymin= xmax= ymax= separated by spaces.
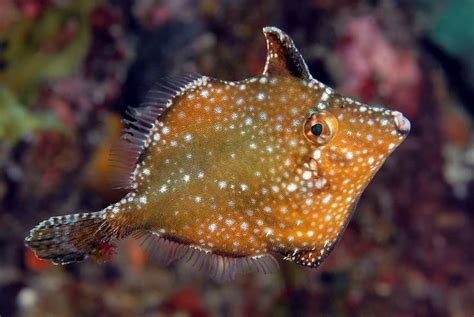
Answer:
xmin=0 ymin=0 xmax=473 ymax=316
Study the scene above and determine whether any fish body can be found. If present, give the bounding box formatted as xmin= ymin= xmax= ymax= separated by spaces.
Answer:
xmin=25 ymin=27 xmax=410 ymax=280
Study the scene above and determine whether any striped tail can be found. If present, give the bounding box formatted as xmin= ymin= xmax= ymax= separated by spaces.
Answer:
xmin=25 ymin=211 xmax=117 ymax=264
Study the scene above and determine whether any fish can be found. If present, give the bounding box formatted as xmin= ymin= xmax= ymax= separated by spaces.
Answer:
xmin=25 ymin=26 xmax=410 ymax=281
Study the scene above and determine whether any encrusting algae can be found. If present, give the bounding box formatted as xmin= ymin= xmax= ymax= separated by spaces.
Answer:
xmin=25 ymin=27 xmax=410 ymax=281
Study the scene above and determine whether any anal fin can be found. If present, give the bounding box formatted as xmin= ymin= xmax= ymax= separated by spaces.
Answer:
xmin=138 ymin=232 xmax=279 ymax=281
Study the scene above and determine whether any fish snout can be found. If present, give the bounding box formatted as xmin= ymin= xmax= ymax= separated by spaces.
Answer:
xmin=392 ymin=111 xmax=411 ymax=136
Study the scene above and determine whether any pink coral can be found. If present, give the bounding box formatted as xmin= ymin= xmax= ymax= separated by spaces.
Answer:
xmin=337 ymin=17 xmax=421 ymax=117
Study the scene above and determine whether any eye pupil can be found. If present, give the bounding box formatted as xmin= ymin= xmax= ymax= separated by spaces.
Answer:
xmin=311 ymin=123 xmax=323 ymax=136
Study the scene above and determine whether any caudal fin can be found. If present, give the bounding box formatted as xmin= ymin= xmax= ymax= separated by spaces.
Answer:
xmin=25 ymin=211 xmax=117 ymax=264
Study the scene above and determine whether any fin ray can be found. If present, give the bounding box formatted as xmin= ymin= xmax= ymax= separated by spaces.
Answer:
xmin=25 ymin=211 xmax=116 ymax=264
xmin=110 ymin=74 xmax=206 ymax=189
xmin=140 ymin=233 xmax=279 ymax=281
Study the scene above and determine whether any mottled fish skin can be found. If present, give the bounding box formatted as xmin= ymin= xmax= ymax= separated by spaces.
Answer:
xmin=111 ymin=75 xmax=407 ymax=262
xmin=25 ymin=26 xmax=410 ymax=277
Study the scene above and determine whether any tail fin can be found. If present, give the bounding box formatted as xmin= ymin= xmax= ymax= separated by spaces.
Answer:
xmin=25 ymin=211 xmax=117 ymax=264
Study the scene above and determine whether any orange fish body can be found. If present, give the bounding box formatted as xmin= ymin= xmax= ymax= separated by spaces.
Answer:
xmin=26 ymin=27 xmax=410 ymax=280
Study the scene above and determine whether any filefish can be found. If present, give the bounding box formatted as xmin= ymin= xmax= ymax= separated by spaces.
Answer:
xmin=25 ymin=27 xmax=410 ymax=281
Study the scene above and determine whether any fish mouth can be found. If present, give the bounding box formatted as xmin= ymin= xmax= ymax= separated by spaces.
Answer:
xmin=392 ymin=111 xmax=411 ymax=136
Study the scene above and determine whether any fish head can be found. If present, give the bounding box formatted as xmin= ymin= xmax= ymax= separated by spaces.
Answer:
xmin=293 ymin=90 xmax=410 ymax=231
xmin=259 ymin=26 xmax=411 ymax=255
xmin=261 ymin=26 xmax=410 ymax=209
xmin=301 ymin=96 xmax=410 ymax=194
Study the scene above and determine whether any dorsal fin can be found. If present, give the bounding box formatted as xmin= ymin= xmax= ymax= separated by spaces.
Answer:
xmin=109 ymin=74 xmax=206 ymax=189
xmin=262 ymin=26 xmax=312 ymax=79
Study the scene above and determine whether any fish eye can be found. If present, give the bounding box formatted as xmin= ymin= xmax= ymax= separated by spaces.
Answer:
xmin=303 ymin=111 xmax=338 ymax=145
xmin=311 ymin=123 xmax=323 ymax=136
